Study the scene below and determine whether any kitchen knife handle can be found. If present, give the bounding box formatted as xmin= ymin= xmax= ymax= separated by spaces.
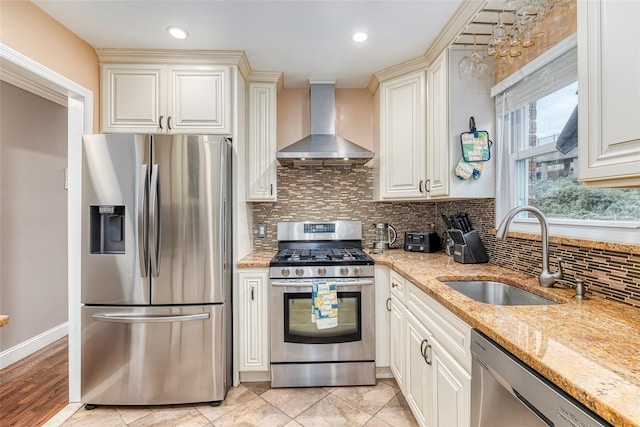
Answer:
xmin=149 ymin=164 xmax=162 ymax=277
xmin=138 ymin=164 xmax=149 ymax=278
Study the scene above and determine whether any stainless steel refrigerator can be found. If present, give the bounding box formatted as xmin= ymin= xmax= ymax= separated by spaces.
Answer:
xmin=80 ymin=134 xmax=232 ymax=406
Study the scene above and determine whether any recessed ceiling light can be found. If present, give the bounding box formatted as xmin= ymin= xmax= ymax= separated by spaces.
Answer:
xmin=167 ymin=26 xmax=189 ymax=40
xmin=352 ymin=32 xmax=368 ymax=43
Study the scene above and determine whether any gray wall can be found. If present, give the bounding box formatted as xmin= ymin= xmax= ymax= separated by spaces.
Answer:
xmin=0 ymin=81 xmax=68 ymax=351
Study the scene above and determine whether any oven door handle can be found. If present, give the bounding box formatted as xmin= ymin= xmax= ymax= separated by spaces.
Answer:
xmin=270 ymin=279 xmax=374 ymax=287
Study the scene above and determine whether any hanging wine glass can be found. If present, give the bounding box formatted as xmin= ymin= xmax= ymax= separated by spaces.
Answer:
xmin=493 ymin=12 xmax=508 ymax=47
xmin=458 ymin=45 xmax=474 ymax=80
xmin=509 ymin=26 xmax=522 ymax=57
xmin=521 ymin=21 xmax=536 ymax=47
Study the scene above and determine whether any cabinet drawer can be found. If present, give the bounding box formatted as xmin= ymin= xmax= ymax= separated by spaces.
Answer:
xmin=406 ymin=281 xmax=471 ymax=372
xmin=390 ymin=270 xmax=406 ymax=304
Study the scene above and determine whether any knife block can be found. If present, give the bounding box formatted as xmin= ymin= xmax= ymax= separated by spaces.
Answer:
xmin=447 ymin=229 xmax=489 ymax=264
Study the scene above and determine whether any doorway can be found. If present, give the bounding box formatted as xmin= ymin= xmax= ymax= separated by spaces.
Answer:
xmin=0 ymin=43 xmax=93 ymax=402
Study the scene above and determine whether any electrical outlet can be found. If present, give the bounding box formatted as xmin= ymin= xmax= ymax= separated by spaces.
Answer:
xmin=257 ymin=223 xmax=266 ymax=238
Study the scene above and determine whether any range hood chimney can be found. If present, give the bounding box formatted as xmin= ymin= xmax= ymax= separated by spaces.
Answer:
xmin=276 ymin=82 xmax=374 ymax=166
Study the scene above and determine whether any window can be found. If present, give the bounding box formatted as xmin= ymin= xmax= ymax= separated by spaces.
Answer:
xmin=495 ymin=44 xmax=640 ymax=244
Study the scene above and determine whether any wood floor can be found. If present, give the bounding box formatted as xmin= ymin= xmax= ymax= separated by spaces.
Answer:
xmin=0 ymin=336 xmax=69 ymax=426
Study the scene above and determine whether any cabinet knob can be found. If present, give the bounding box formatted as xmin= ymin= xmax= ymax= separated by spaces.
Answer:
xmin=167 ymin=116 xmax=172 ymax=130
xmin=159 ymin=115 xmax=164 ymax=130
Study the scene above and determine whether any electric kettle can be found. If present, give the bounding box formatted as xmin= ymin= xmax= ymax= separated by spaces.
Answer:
xmin=371 ymin=223 xmax=397 ymax=254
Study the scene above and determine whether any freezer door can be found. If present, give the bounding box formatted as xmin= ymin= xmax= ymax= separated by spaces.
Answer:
xmin=82 ymin=134 xmax=151 ymax=305
xmin=81 ymin=305 xmax=227 ymax=405
xmin=150 ymin=135 xmax=231 ymax=305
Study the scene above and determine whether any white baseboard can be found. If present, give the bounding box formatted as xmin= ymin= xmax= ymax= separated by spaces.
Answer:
xmin=0 ymin=322 xmax=68 ymax=370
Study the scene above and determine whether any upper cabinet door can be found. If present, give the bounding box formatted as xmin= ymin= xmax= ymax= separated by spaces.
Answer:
xmin=167 ymin=65 xmax=231 ymax=134
xmin=101 ymin=64 xmax=165 ymax=133
xmin=578 ymin=0 xmax=640 ymax=186
xmin=246 ymin=82 xmax=277 ymax=201
xmin=426 ymin=51 xmax=450 ymax=198
xmin=101 ymin=63 xmax=231 ymax=134
xmin=378 ymin=71 xmax=427 ymax=200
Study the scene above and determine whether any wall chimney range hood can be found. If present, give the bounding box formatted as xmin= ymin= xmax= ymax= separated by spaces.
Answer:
xmin=276 ymin=83 xmax=374 ymax=166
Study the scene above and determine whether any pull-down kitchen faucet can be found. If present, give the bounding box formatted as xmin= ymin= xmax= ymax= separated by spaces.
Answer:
xmin=496 ymin=205 xmax=563 ymax=287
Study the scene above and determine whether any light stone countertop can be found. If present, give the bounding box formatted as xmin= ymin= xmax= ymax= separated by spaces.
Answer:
xmin=237 ymin=249 xmax=640 ymax=427
xmin=0 ymin=315 xmax=8 ymax=327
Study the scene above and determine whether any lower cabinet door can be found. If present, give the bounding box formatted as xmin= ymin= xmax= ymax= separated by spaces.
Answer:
xmin=405 ymin=311 xmax=433 ymax=427
xmin=432 ymin=339 xmax=471 ymax=427
xmin=389 ymin=296 xmax=406 ymax=391
xmin=238 ymin=269 xmax=270 ymax=372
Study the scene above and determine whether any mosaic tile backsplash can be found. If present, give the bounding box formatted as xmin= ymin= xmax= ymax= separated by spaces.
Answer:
xmin=251 ymin=166 xmax=640 ymax=309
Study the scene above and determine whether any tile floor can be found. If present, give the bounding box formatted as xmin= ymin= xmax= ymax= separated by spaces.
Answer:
xmin=51 ymin=379 xmax=418 ymax=426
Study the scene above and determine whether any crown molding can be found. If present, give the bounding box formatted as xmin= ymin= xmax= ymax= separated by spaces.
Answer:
xmin=366 ymin=0 xmax=487 ymax=95
xmin=247 ymin=71 xmax=284 ymax=93
xmin=366 ymin=55 xmax=430 ymax=95
xmin=424 ymin=0 xmax=487 ymax=63
xmin=95 ymin=48 xmax=252 ymax=81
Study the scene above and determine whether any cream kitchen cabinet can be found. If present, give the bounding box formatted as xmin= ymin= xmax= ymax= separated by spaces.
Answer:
xmin=236 ymin=269 xmax=270 ymax=373
xmin=578 ymin=0 xmax=640 ymax=187
xmin=430 ymin=337 xmax=470 ymax=427
xmin=426 ymin=51 xmax=450 ymax=198
xmin=440 ymin=48 xmax=495 ymax=199
xmin=374 ymin=49 xmax=494 ymax=201
xmin=385 ymin=267 xmax=472 ymax=427
xmin=375 ymin=70 xmax=427 ymax=200
xmin=389 ymin=270 xmax=407 ymax=390
xmin=246 ymin=81 xmax=277 ymax=201
xmin=375 ymin=265 xmax=391 ymax=370
xmin=389 ymin=294 xmax=407 ymax=392
xmin=405 ymin=310 xmax=434 ymax=426
xmin=101 ymin=63 xmax=231 ymax=134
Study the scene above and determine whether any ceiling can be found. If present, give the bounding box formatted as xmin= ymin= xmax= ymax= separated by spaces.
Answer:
xmin=32 ymin=0 xmax=466 ymax=89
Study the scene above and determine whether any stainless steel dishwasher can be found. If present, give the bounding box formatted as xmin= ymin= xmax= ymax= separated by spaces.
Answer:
xmin=470 ymin=329 xmax=611 ymax=427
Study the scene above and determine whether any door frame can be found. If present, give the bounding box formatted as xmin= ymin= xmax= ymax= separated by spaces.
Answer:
xmin=1 ymin=43 xmax=93 ymax=402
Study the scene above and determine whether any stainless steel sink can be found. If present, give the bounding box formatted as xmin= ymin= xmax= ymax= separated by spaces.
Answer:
xmin=441 ymin=280 xmax=558 ymax=306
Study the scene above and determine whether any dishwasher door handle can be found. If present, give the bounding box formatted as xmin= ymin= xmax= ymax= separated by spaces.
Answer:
xmin=513 ymin=389 xmax=553 ymax=427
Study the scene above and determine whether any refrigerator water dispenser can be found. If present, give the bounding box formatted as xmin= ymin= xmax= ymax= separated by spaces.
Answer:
xmin=90 ymin=205 xmax=125 ymax=254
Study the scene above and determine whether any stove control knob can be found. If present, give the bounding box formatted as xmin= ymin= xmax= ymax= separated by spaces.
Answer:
xmin=295 ymin=268 xmax=305 ymax=277
xmin=340 ymin=267 xmax=349 ymax=276
xmin=353 ymin=267 xmax=363 ymax=276
xmin=281 ymin=268 xmax=290 ymax=277
xmin=318 ymin=267 xmax=327 ymax=277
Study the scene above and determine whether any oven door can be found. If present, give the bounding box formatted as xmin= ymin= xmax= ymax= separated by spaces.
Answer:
xmin=270 ymin=278 xmax=375 ymax=363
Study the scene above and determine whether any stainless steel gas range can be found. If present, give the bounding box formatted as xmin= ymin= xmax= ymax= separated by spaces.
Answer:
xmin=269 ymin=220 xmax=376 ymax=388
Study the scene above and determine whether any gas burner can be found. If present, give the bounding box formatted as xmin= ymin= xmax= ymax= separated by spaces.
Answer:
xmin=269 ymin=220 xmax=375 ymax=279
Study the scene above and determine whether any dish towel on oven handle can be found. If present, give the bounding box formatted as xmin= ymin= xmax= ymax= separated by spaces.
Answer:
xmin=311 ymin=281 xmax=338 ymax=329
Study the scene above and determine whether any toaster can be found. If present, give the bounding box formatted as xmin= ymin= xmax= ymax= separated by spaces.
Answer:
xmin=403 ymin=231 xmax=441 ymax=253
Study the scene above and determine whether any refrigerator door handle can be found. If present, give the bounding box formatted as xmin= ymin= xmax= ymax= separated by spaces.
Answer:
xmin=149 ymin=164 xmax=162 ymax=277
xmin=138 ymin=164 xmax=149 ymax=278
xmin=92 ymin=312 xmax=210 ymax=323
